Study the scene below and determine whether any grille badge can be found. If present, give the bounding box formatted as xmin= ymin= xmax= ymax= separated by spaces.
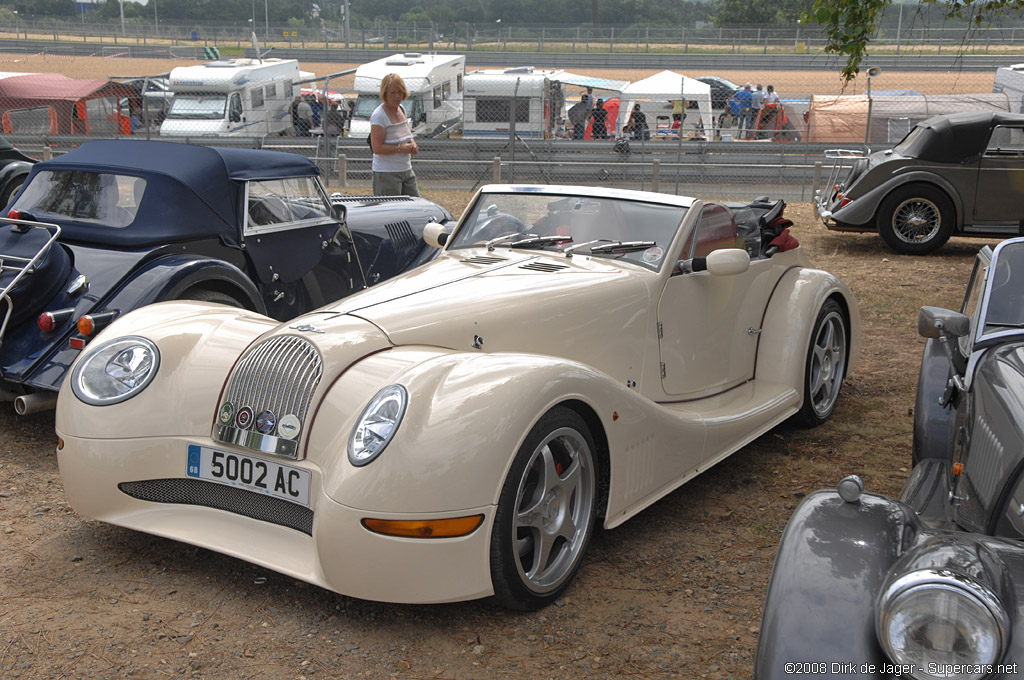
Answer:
xmin=278 ymin=414 xmax=301 ymax=440
xmin=255 ymin=410 xmax=277 ymax=435
xmin=236 ymin=406 xmax=254 ymax=429
xmin=218 ymin=401 xmax=234 ymax=425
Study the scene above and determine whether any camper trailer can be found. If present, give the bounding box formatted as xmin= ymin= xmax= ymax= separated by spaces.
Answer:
xmin=461 ymin=67 xmax=566 ymax=139
xmin=995 ymin=63 xmax=1024 ymax=113
xmin=348 ymin=53 xmax=464 ymax=139
xmin=160 ymin=58 xmax=301 ymax=137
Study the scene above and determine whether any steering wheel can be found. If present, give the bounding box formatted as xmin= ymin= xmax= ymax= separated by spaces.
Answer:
xmin=474 ymin=213 xmax=527 ymax=242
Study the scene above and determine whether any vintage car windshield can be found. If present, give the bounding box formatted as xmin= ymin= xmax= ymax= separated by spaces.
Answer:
xmin=979 ymin=240 xmax=1024 ymax=340
xmin=244 ymin=176 xmax=334 ymax=234
xmin=893 ymin=125 xmax=929 ymax=157
xmin=447 ymin=192 xmax=687 ymax=272
xmin=166 ymin=94 xmax=226 ymax=120
xmin=13 ymin=170 xmax=145 ymax=228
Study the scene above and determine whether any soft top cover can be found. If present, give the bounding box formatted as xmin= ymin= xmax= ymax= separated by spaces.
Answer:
xmin=24 ymin=140 xmax=319 ymax=247
xmin=902 ymin=111 xmax=1024 ymax=164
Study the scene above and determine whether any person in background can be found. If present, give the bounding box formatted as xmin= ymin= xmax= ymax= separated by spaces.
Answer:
xmin=749 ymin=84 xmax=765 ymax=139
xmin=585 ymin=87 xmax=594 ymax=112
xmin=307 ymin=94 xmax=323 ymax=129
xmin=370 ymin=73 xmax=419 ymax=197
xmin=735 ymin=83 xmax=753 ymax=138
xmin=324 ymin=101 xmax=345 ymax=137
xmin=295 ymin=96 xmax=313 ymax=136
xmin=567 ymin=94 xmax=588 ymax=140
xmin=590 ymin=98 xmax=608 ymax=139
xmin=627 ymin=103 xmax=649 ymax=140
xmin=764 ymin=84 xmax=780 ymax=105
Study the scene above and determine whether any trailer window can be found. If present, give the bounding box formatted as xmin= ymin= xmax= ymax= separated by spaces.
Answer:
xmin=167 ymin=94 xmax=227 ymax=120
xmin=265 ymin=83 xmax=277 ymax=100
xmin=433 ymin=86 xmax=442 ymax=108
xmin=457 ymin=73 xmax=463 ymax=93
xmin=476 ymin=98 xmax=530 ymax=124
xmin=443 ymin=82 xmax=451 ymax=100
xmin=251 ymin=88 xmax=265 ymax=109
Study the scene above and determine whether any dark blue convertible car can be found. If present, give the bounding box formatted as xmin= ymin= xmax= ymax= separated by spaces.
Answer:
xmin=0 ymin=140 xmax=453 ymax=414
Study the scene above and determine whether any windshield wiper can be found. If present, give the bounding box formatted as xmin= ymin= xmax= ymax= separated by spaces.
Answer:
xmin=589 ymin=240 xmax=657 ymax=254
xmin=509 ymin=235 xmax=573 ymax=249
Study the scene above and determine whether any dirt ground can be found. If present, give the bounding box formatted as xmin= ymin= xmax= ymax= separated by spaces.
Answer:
xmin=0 ymin=201 xmax=987 ymax=679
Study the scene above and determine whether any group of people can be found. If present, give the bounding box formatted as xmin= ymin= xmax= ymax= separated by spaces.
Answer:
xmin=291 ymin=94 xmax=353 ymax=138
xmin=566 ymin=87 xmax=652 ymax=141
xmin=723 ymin=82 xmax=780 ymax=139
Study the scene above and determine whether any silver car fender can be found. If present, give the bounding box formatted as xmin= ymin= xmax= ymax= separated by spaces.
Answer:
xmin=833 ymin=170 xmax=964 ymax=229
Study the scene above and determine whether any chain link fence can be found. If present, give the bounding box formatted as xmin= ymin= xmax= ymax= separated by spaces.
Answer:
xmin=0 ymin=43 xmax=1018 ymax=203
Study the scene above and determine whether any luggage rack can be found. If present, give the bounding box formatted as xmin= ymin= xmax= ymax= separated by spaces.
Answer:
xmin=815 ymin=149 xmax=867 ymax=218
xmin=0 ymin=216 xmax=62 ymax=347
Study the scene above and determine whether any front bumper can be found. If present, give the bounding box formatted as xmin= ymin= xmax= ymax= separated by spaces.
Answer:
xmin=56 ymin=432 xmax=496 ymax=604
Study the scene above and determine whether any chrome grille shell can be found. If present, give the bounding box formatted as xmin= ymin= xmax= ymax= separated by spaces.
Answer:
xmin=214 ymin=335 xmax=323 ymax=459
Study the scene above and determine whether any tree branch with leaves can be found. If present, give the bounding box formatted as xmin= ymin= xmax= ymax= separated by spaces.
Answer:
xmin=811 ymin=0 xmax=1024 ymax=80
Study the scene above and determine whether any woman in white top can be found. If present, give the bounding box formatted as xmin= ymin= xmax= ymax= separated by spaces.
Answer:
xmin=370 ymin=73 xmax=420 ymax=196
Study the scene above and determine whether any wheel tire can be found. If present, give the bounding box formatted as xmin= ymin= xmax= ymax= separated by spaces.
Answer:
xmin=178 ymin=289 xmax=244 ymax=308
xmin=793 ymin=299 xmax=848 ymax=428
xmin=877 ymin=184 xmax=954 ymax=255
xmin=490 ymin=406 xmax=597 ymax=611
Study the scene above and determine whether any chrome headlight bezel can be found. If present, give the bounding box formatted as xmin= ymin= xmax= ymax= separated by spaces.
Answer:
xmin=347 ymin=384 xmax=408 ymax=467
xmin=876 ymin=568 xmax=1009 ymax=680
xmin=70 ymin=335 xmax=161 ymax=406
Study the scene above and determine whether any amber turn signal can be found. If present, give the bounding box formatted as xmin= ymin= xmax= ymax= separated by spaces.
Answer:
xmin=361 ymin=514 xmax=484 ymax=539
xmin=952 ymin=462 xmax=964 ymax=476
xmin=76 ymin=311 xmax=118 ymax=336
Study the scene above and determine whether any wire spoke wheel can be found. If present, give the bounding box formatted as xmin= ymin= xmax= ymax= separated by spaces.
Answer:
xmin=891 ymin=197 xmax=941 ymax=244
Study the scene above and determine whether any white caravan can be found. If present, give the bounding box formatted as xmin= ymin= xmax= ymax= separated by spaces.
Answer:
xmin=462 ymin=67 xmax=567 ymax=139
xmin=160 ymin=58 xmax=301 ymax=137
xmin=349 ymin=53 xmax=464 ymax=139
xmin=994 ymin=64 xmax=1024 ymax=113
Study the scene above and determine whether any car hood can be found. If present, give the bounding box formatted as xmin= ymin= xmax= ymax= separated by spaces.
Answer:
xmin=319 ymin=249 xmax=654 ymax=382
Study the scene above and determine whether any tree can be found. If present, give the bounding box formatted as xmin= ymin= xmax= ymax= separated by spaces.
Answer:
xmin=810 ymin=0 xmax=1024 ymax=80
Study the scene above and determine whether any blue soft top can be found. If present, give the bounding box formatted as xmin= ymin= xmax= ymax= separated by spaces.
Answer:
xmin=26 ymin=139 xmax=319 ymax=247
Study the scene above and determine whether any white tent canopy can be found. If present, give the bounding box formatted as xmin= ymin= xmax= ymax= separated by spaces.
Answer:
xmin=617 ymin=70 xmax=713 ymax=138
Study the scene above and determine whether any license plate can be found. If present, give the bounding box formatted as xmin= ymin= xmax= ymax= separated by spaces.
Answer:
xmin=186 ymin=444 xmax=311 ymax=507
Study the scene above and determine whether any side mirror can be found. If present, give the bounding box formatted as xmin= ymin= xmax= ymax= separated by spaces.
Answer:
xmin=423 ymin=221 xmax=448 ymax=249
xmin=918 ymin=306 xmax=970 ymax=339
xmin=676 ymin=248 xmax=750 ymax=276
xmin=418 ymin=112 xmax=427 ymax=124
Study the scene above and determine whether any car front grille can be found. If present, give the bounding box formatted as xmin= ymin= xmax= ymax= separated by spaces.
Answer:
xmin=119 ymin=478 xmax=314 ymax=535
xmin=214 ymin=335 xmax=323 ymax=458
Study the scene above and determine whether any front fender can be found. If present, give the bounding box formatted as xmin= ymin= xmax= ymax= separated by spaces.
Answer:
xmin=755 ymin=490 xmax=920 ymax=678
xmin=833 ymin=171 xmax=963 ymax=229
xmin=55 ymin=302 xmax=278 ymax=439
xmin=912 ymin=336 xmax=958 ymax=464
xmin=307 ymin=350 xmax=636 ymax=515
xmin=755 ymin=265 xmax=861 ymax=391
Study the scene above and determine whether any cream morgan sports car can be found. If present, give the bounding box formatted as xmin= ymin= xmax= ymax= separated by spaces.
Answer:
xmin=56 ymin=185 xmax=861 ymax=611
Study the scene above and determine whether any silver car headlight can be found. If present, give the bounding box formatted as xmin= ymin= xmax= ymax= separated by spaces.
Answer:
xmin=71 ymin=336 xmax=160 ymax=406
xmin=877 ymin=569 xmax=1009 ymax=680
xmin=348 ymin=384 xmax=408 ymax=466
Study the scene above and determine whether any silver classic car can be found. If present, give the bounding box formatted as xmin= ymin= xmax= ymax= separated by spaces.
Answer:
xmin=756 ymin=237 xmax=1024 ymax=679
xmin=817 ymin=111 xmax=1024 ymax=255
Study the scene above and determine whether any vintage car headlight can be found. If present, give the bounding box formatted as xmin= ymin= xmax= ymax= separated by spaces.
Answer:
xmin=877 ymin=569 xmax=1009 ymax=680
xmin=348 ymin=384 xmax=408 ymax=466
xmin=71 ymin=336 xmax=160 ymax=406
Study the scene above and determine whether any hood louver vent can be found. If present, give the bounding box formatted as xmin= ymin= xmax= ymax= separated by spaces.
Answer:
xmin=519 ymin=261 xmax=569 ymax=272
xmin=461 ymin=255 xmax=509 ymax=265
xmin=384 ymin=220 xmax=416 ymax=248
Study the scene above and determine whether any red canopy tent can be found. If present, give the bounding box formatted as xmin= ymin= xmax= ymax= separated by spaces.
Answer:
xmin=0 ymin=73 xmax=137 ymax=135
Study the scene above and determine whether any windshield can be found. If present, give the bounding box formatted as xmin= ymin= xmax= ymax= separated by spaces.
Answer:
xmin=981 ymin=240 xmax=1024 ymax=333
xmin=352 ymin=95 xmax=419 ymax=121
xmin=14 ymin=170 xmax=145 ymax=228
xmin=166 ymin=94 xmax=227 ymax=120
xmin=447 ymin=191 xmax=688 ymax=271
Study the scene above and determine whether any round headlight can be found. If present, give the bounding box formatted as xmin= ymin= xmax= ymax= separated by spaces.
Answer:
xmin=71 ymin=336 xmax=160 ymax=406
xmin=348 ymin=384 xmax=408 ymax=466
xmin=878 ymin=570 xmax=1009 ymax=680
